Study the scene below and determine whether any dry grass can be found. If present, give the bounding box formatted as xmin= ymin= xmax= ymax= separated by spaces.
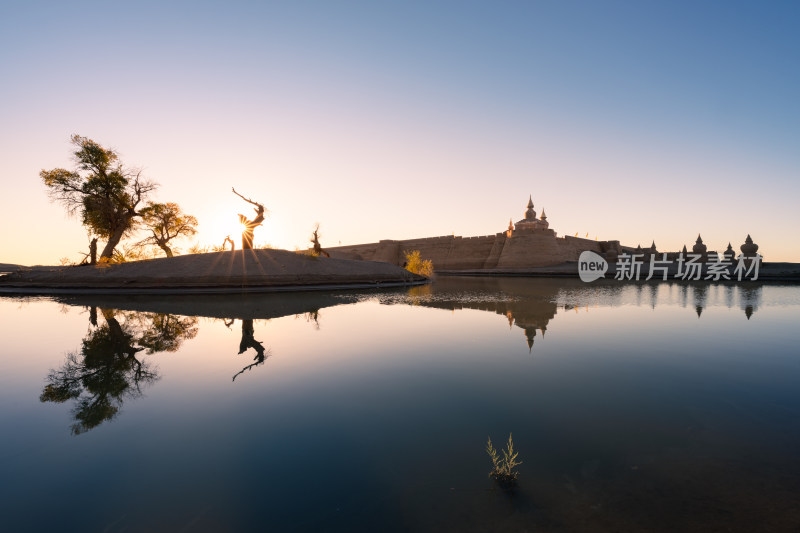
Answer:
xmin=486 ymin=433 xmax=522 ymax=484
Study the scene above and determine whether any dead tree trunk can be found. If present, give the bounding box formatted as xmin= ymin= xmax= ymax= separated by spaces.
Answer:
xmin=311 ymin=224 xmax=330 ymax=258
xmin=89 ymin=238 xmax=97 ymax=265
xmin=233 ymin=188 xmax=266 ymax=250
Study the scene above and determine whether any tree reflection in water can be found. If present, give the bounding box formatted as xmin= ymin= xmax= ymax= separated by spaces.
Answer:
xmin=232 ymin=319 xmax=271 ymax=382
xmin=40 ymin=307 xmax=197 ymax=435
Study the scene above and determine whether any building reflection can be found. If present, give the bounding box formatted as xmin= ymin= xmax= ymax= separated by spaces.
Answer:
xmin=671 ymin=281 xmax=763 ymax=320
xmin=392 ymin=277 xmax=563 ymax=351
xmin=392 ymin=278 xmax=764 ymax=349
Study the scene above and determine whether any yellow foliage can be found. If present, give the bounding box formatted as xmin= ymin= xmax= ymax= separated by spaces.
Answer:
xmin=404 ymin=250 xmax=434 ymax=277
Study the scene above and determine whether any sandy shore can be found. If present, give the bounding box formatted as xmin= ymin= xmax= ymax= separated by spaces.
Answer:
xmin=0 ymin=249 xmax=427 ymax=294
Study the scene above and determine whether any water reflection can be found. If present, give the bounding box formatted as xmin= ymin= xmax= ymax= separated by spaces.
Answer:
xmin=3 ymin=278 xmax=797 ymax=532
xmin=39 ymin=308 xmax=195 ymax=434
xmin=37 ymin=279 xmax=769 ymax=433
xmin=233 ymin=318 xmax=271 ymax=381
xmin=378 ymin=278 xmax=766 ymax=349
xmin=395 ymin=278 xmax=559 ymax=351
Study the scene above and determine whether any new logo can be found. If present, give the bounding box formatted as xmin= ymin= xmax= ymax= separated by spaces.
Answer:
xmin=578 ymin=251 xmax=608 ymax=282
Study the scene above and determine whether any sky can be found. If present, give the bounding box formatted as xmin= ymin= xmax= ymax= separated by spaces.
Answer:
xmin=1 ymin=0 xmax=798 ymax=265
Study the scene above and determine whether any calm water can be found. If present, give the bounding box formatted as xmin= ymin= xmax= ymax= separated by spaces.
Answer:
xmin=1 ymin=277 xmax=799 ymax=532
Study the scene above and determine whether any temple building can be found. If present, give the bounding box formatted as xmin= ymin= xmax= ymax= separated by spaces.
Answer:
xmin=511 ymin=196 xmax=552 ymax=234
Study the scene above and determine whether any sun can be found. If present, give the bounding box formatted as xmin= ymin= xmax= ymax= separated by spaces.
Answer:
xmin=202 ymin=208 xmax=284 ymax=251
xmin=209 ymin=212 xmax=246 ymax=243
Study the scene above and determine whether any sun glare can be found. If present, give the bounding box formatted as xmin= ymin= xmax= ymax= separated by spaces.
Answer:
xmin=204 ymin=211 xmax=282 ymax=250
xmin=208 ymin=213 xmax=246 ymax=243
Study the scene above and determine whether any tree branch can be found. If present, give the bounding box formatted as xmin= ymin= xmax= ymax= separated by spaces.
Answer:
xmin=232 ymin=188 xmax=264 ymax=209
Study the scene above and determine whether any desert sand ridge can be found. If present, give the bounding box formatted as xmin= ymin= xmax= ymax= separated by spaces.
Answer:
xmin=0 ymin=249 xmax=427 ymax=293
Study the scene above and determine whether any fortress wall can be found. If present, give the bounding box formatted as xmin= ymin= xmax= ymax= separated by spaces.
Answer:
xmin=327 ymin=234 xmax=501 ymax=269
xmin=326 ymin=232 xmax=612 ymax=270
xmin=496 ymin=233 xmax=570 ymax=267
xmin=560 ymin=236 xmax=605 ymax=257
xmin=440 ymin=235 xmax=499 ymax=269
xmin=327 ymin=242 xmax=380 ymax=261
xmin=372 ymin=241 xmax=402 ymax=264
xmin=483 ymin=234 xmax=508 ymax=269
xmin=494 ymin=234 xmax=606 ymax=268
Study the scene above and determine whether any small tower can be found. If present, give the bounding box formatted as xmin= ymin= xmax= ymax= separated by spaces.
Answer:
xmin=524 ymin=327 xmax=535 ymax=352
xmin=692 ymin=234 xmax=707 ymax=254
xmin=539 ymin=208 xmax=549 ymax=229
xmin=724 ymin=242 xmax=736 ymax=261
xmin=524 ymin=195 xmax=537 ymax=220
xmin=740 ymin=234 xmax=759 ymax=257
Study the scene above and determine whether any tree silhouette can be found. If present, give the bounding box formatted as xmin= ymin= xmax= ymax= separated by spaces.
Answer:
xmin=232 ymin=319 xmax=271 ymax=381
xmin=310 ymin=223 xmax=330 ymax=257
xmin=124 ymin=311 xmax=198 ymax=353
xmin=40 ymin=309 xmax=156 ymax=434
xmin=137 ymin=202 xmax=199 ymax=258
xmin=40 ymin=309 xmax=198 ymax=434
xmin=232 ymin=188 xmax=266 ymax=250
xmin=40 ymin=135 xmax=158 ymax=260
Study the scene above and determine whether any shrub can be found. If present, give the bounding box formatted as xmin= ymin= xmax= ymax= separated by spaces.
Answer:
xmin=188 ymin=242 xmax=211 ymax=254
xmin=110 ymin=245 xmax=158 ymax=263
xmin=404 ymin=250 xmax=434 ymax=277
xmin=486 ymin=433 xmax=522 ymax=483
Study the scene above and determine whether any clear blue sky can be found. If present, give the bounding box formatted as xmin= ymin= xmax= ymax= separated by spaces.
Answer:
xmin=1 ymin=0 xmax=798 ymax=264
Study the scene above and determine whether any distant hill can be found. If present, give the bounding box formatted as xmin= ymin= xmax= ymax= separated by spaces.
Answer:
xmin=0 ymin=263 xmax=23 ymax=272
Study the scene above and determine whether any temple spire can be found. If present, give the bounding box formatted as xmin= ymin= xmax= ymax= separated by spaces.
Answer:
xmin=524 ymin=195 xmax=536 ymax=220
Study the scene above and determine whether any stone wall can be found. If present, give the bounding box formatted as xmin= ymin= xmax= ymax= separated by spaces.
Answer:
xmin=326 ymin=231 xmax=616 ymax=270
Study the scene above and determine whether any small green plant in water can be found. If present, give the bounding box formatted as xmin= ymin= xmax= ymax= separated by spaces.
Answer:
xmin=486 ymin=433 xmax=522 ymax=483
xmin=404 ymin=250 xmax=434 ymax=277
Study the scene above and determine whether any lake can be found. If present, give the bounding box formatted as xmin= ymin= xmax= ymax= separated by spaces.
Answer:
xmin=1 ymin=277 xmax=799 ymax=532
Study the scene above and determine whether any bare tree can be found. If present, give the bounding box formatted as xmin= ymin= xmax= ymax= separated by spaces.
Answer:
xmin=232 ymin=188 xmax=266 ymax=250
xmin=310 ymin=223 xmax=330 ymax=257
